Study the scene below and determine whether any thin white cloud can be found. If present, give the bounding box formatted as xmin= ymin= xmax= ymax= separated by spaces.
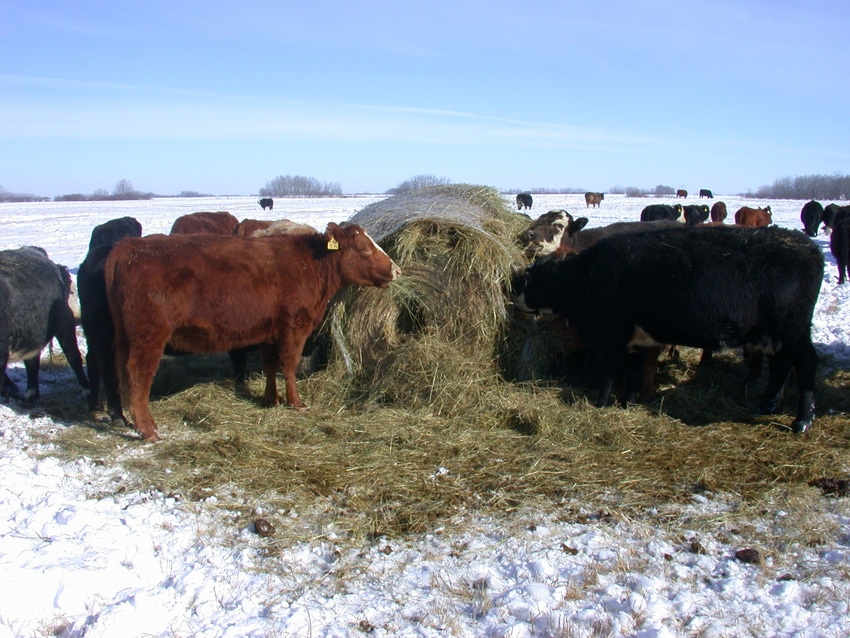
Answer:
xmin=0 ymin=74 xmax=659 ymax=152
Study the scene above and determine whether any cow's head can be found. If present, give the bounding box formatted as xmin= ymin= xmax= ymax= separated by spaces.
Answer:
xmin=327 ymin=222 xmax=401 ymax=287
xmin=521 ymin=209 xmax=587 ymax=258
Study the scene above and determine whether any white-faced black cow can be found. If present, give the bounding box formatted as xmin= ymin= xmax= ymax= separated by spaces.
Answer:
xmin=258 ymin=197 xmax=274 ymax=211
xmin=516 ymin=193 xmax=533 ymax=210
xmin=78 ymin=217 xmax=143 ymax=426
xmin=640 ymin=203 xmax=684 ymax=222
xmin=513 ymin=225 xmax=824 ymax=433
xmin=521 ymin=209 xmax=588 ymax=257
xmin=0 ymin=246 xmax=90 ymax=405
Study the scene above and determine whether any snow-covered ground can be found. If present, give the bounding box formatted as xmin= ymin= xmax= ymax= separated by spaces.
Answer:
xmin=0 ymin=193 xmax=848 ymax=637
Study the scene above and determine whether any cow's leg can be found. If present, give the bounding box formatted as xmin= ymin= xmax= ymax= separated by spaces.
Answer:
xmin=228 ymin=346 xmax=251 ymax=384
xmin=594 ymin=345 xmax=625 ymax=408
xmin=100 ymin=350 xmax=128 ymax=427
xmin=123 ymin=344 xmax=166 ymax=442
xmin=620 ymin=347 xmax=657 ymax=405
xmin=85 ymin=350 xmax=103 ymax=411
xmin=279 ymin=335 xmax=310 ymax=409
xmin=22 ymin=356 xmax=41 ymax=405
xmin=743 ymin=348 xmax=764 ymax=385
xmin=55 ymin=318 xmax=90 ymax=398
xmin=756 ymin=350 xmax=791 ymax=417
xmin=790 ymin=342 xmax=818 ymax=434
xmin=257 ymin=344 xmax=281 ymax=405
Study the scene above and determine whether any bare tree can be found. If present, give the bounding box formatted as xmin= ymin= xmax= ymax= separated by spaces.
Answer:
xmin=113 ymin=179 xmax=135 ymax=197
xmin=386 ymin=174 xmax=452 ymax=194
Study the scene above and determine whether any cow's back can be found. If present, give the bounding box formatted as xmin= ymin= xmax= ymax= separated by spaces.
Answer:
xmin=0 ymin=247 xmax=67 ymax=357
xmin=170 ymin=211 xmax=239 ymax=235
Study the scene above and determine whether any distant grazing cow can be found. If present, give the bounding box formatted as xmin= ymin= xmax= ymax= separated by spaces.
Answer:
xmin=683 ymin=204 xmax=711 ymax=226
xmin=169 ymin=211 xmax=240 ymax=235
xmin=800 ymin=200 xmax=824 ymax=237
xmin=0 ymin=247 xmax=89 ymax=405
xmin=676 ymin=189 xmax=688 ymax=198
xmin=735 ymin=206 xmax=772 ymax=227
xmin=513 ymin=226 xmax=823 ymax=433
xmin=640 ymin=203 xmax=684 ymax=222
xmin=516 ymin=193 xmax=533 ymax=210
xmin=830 ymin=214 xmax=850 ymax=284
xmin=258 ymin=198 xmax=274 ymax=211
xmin=78 ymin=217 xmax=143 ymax=426
xmin=521 ymin=209 xmax=588 ymax=257
xmin=105 ymin=223 xmax=402 ymax=441
xmin=699 ymin=189 xmax=713 ymax=199
xmin=710 ymin=201 xmax=727 ymax=223
xmin=584 ymin=192 xmax=604 ymax=208
xmin=234 ymin=219 xmax=274 ymax=237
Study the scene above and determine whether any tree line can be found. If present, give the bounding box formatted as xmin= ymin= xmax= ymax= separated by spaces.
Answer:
xmin=743 ymin=173 xmax=850 ymax=200
xmin=6 ymin=172 xmax=850 ymax=203
xmin=259 ymin=175 xmax=343 ymax=198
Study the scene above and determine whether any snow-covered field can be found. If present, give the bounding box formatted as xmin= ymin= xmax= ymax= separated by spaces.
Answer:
xmin=0 ymin=193 xmax=848 ymax=637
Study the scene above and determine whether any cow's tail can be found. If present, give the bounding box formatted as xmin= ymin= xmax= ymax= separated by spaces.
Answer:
xmin=103 ymin=253 xmax=130 ymax=409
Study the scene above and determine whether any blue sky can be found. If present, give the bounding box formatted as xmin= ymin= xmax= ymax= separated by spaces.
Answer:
xmin=2 ymin=0 xmax=849 ymax=197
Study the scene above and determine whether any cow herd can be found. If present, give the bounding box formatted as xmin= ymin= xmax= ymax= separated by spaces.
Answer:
xmin=0 ymin=196 xmax=844 ymax=440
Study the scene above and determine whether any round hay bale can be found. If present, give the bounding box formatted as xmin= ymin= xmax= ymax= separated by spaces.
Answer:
xmin=312 ymin=184 xmax=531 ymax=414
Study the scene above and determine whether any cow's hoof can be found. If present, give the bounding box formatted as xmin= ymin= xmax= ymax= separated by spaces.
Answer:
xmin=791 ymin=418 xmax=812 ymax=434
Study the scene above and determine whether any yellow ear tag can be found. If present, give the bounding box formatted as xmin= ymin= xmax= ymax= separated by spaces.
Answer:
xmin=327 ymin=237 xmax=339 ymax=250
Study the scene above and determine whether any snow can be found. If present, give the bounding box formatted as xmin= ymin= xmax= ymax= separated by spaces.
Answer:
xmin=0 ymin=194 xmax=849 ymax=637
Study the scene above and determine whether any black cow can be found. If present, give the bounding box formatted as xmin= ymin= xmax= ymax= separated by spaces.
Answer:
xmin=640 ymin=203 xmax=684 ymax=222
xmin=78 ymin=218 xmax=143 ymax=426
xmin=830 ymin=214 xmax=850 ymax=284
xmin=513 ymin=226 xmax=823 ymax=433
xmin=822 ymin=203 xmax=850 ymax=234
xmin=258 ymin=197 xmax=274 ymax=211
xmin=683 ymin=204 xmax=711 ymax=226
xmin=0 ymin=246 xmax=90 ymax=405
xmin=87 ymin=216 xmax=143 ymax=251
xmin=699 ymin=189 xmax=713 ymax=199
xmin=800 ymin=201 xmax=824 ymax=237
xmin=516 ymin=193 xmax=533 ymax=210
xmin=521 ymin=209 xmax=588 ymax=257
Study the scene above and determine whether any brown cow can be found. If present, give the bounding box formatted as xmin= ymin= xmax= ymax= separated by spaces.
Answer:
xmin=734 ymin=205 xmax=772 ymax=227
xmin=676 ymin=189 xmax=688 ymax=198
xmin=105 ymin=223 xmax=401 ymax=442
xmin=169 ymin=211 xmax=239 ymax=235
xmin=710 ymin=201 xmax=727 ymax=223
xmin=584 ymin=192 xmax=604 ymax=208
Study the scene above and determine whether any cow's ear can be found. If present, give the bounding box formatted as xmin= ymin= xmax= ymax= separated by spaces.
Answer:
xmin=568 ymin=217 xmax=589 ymax=236
xmin=325 ymin=223 xmax=342 ymax=251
